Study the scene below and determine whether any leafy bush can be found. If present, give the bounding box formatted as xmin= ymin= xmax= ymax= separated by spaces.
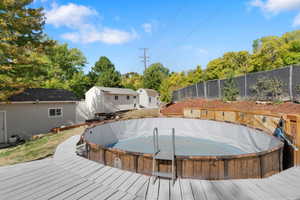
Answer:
xmin=251 ymin=77 xmax=283 ymax=101
xmin=222 ymin=76 xmax=239 ymax=101
xmin=296 ymin=84 xmax=300 ymax=95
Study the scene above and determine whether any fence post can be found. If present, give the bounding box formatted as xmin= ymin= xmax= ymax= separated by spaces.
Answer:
xmin=295 ymin=115 xmax=300 ymax=166
xmin=244 ymin=74 xmax=247 ymax=98
xmin=289 ymin=65 xmax=293 ymax=101
xmin=204 ymin=81 xmax=207 ymax=99
xmin=218 ymin=79 xmax=221 ymax=99
xmin=195 ymin=83 xmax=199 ymax=98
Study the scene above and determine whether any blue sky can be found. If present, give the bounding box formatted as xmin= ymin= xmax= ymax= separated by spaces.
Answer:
xmin=34 ymin=0 xmax=300 ymax=74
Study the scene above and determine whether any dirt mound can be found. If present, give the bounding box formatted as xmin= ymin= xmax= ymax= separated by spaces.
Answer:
xmin=161 ymin=99 xmax=300 ymax=115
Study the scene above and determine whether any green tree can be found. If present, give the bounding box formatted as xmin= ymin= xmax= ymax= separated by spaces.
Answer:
xmin=41 ymin=42 xmax=88 ymax=98
xmin=186 ymin=65 xmax=204 ymax=84
xmin=143 ymin=63 xmax=169 ymax=91
xmin=159 ymin=72 xmax=189 ymax=103
xmin=250 ymin=36 xmax=285 ymax=72
xmin=281 ymin=40 xmax=300 ymax=65
xmin=90 ymin=56 xmax=121 ymax=87
xmin=0 ymin=0 xmax=50 ymax=100
xmin=65 ymin=72 xmax=91 ymax=98
xmin=281 ymin=30 xmax=300 ymax=43
xmin=44 ymin=42 xmax=86 ymax=81
xmin=121 ymin=72 xmax=143 ymax=90
xmin=206 ymin=51 xmax=250 ymax=80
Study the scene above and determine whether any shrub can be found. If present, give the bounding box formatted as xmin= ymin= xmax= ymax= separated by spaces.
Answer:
xmin=296 ymin=84 xmax=300 ymax=95
xmin=251 ymin=77 xmax=283 ymax=101
xmin=222 ymin=76 xmax=239 ymax=101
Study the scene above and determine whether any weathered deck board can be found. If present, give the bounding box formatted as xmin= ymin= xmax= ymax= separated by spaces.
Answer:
xmin=0 ymin=135 xmax=300 ymax=200
xmin=0 ymin=165 xmax=56 ymax=190
xmin=126 ymin=175 xmax=149 ymax=196
xmin=135 ymin=177 xmax=150 ymax=198
xmin=118 ymin=173 xmax=141 ymax=192
xmin=35 ymin=179 xmax=88 ymax=200
xmin=2 ymin=170 xmax=75 ymax=200
xmin=170 ymin=178 xmax=182 ymax=200
xmin=0 ymin=160 xmax=53 ymax=181
xmin=180 ymin=179 xmax=194 ymax=200
xmin=105 ymin=190 xmax=129 ymax=200
xmin=50 ymin=180 xmax=96 ymax=200
xmin=158 ymin=179 xmax=170 ymax=200
xmin=22 ymin=175 xmax=83 ymax=200
xmin=109 ymin=171 xmax=133 ymax=189
xmin=63 ymin=182 xmax=103 ymax=200
xmin=145 ymin=177 xmax=160 ymax=200
xmin=210 ymin=181 xmax=248 ymax=200
xmin=0 ymin=167 xmax=65 ymax=195
xmin=189 ymin=179 xmax=207 ymax=200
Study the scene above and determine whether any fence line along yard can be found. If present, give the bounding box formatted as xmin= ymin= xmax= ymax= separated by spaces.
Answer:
xmin=172 ymin=64 xmax=300 ymax=102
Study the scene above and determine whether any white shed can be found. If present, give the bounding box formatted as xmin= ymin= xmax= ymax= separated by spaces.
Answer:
xmin=85 ymin=86 xmax=139 ymax=115
xmin=137 ymin=88 xmax=159 ymax=108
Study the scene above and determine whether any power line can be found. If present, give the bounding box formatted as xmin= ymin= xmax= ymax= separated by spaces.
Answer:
xmin=139 ymin=48 xmax=150 ymax=71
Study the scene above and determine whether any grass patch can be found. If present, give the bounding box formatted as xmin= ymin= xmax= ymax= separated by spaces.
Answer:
xmin=0 ymin=126 xmax=85 ymax=166
xmin=119 ymin=108 xmax=159 ymax=119
xmin=0 ymin=109 xmax=159 ymax=166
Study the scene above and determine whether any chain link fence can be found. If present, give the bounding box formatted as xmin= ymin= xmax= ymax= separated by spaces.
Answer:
xmin=172 ymin=64 xmax=300 ymax=102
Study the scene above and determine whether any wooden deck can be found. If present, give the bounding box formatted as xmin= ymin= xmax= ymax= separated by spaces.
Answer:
xmin=1 ymin=135 xmax=300 ymax=200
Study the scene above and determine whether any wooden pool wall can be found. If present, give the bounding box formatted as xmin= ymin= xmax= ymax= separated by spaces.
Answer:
xmin=81 ymin=107 xmax=300 ymax=180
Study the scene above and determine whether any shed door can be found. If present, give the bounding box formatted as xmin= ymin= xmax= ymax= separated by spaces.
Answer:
xmin=0 ymin=112 xmax=5 ymax=143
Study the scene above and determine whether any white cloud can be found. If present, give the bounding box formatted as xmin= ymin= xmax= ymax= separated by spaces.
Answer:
xmin=62 ymin=28 xmax=138 ymax=44
xmin=249 ymin=0 xmax=300 ymax=26
xmin=46 ymin=3 xmax=138 ymax=44
xmin=293 ymin=12 xmax=300 ymax=26
xmin=142 ymin=23 xmax=152 ymax=33
xmin=34 ymin=0 xmax=48 ymax=3
xmin=141 ymin=21 xmax=159 ymax=34
xmin=46 ymin=3 xmax=97 ymax=28
xmin=197 ymin=48 xmax=208 ymax=55
xmin=95 ymin=28 xmax=138 ymax=44
xmin=61 ymin=32 xmax=80 ymax=43
xmin=250 ymin=0 xmax=300 ymax=13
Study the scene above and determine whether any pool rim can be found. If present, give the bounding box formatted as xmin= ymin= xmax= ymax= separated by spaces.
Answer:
xmin=82 ymin=117 xmax=284 ymax=160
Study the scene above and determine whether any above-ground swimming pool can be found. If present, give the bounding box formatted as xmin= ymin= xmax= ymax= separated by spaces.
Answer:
xmin=83 ymin=118 xmax=283 ymax=180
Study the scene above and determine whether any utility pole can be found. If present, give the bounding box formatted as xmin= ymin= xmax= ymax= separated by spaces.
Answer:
xmin=140 ymin=48 xmax=149 ymax=71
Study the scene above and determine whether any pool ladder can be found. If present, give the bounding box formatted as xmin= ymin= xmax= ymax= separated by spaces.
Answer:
xmin=152 ymin=128 xmax=176 ymax=185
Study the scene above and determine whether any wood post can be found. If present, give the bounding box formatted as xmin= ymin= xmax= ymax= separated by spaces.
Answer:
xmin=289 ymin=65 xmax=293 ymax=101
xmin=296 ymin=116 xmax=300 ymax=165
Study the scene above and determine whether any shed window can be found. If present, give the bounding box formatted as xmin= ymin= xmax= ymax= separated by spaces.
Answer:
xmin=127 ymin=96 xmax=130 ymax=100
xmin=149 ymin=97 xmax=151 ymax=103
xmin=133 ymin=96 xmax=136 ymax=99
xmin=48 ymin=108 xmax=62 ymax=118
xmin=115 ymin=96 xmax=118 ymax=100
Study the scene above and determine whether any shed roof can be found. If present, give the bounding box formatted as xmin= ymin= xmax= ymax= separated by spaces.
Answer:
xmin=7 ymin=88 xmax=79 ymax=102
xmin=140 ymin=88 xmax=159 ymax=97
xmin=95 ymin=86 xmax=138 ymax=95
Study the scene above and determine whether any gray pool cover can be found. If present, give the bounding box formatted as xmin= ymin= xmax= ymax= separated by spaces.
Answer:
xmin=84 ymin=118 xmax=282 ymax=156
xmin=109 ymin=135 xmax=246 ymax=156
